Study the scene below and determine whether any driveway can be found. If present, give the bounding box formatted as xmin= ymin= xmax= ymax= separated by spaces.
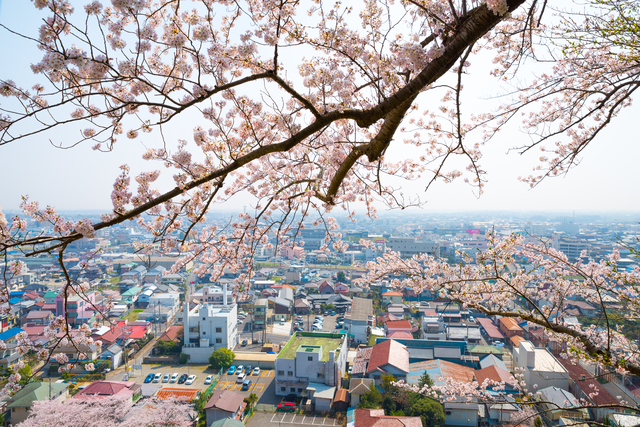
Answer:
xmin=246 ymin=411 xmax=343 ymax=427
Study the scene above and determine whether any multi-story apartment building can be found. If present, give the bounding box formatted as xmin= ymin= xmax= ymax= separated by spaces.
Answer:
xmin=275 ymin=332 xmax=348 ymax=396
xmin=343 ymin=297 xmax=374 ymax=345
xmin=182 ymin=285 xmax=238 ymax=363
xmin=56 ymin=291 xmax=98 ymax=326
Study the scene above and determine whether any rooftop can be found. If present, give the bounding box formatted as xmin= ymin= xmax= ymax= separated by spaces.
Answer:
xmin=348 ymin=297 xmax=374 ymax=321
xmin=278 ymin=332 xmax=344 ymax=362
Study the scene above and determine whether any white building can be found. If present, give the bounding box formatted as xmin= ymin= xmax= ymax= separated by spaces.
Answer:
xmin=513 ymin=340 xmax=569 ymax=392
xmin=344 ymin=297 xmax=374 ymax=345
xmin=193 ymin=286 xmax=234 ymax=305
xmin=275 ymin=332 xmax=348 ymax=397
xmin=182 ymin=285 xmax=238 ymax=363
xmin=385 ymin=237 xmax=440 ymax=258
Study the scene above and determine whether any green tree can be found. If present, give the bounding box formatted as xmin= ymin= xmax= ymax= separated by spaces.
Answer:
xmin=358 ymin=384 xmax=383 ymax=409
xmin=337 ymin=271 xmax=347 ymax=283
xmin=380 ymin=373 xmax=399 ymax=395
xmin=406 ymin=398 xmax=445 ymax=427
xmin=208 ymin=348 xmax=235 ymax=370
xmin=418 ymin=371 xmax=434 ymax=390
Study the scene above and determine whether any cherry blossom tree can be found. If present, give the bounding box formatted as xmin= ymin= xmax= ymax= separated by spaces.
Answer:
xmin=17 ymin=395 xmax=196 ymax=427
xmin=0 ymin=0 xmax=638 ymax=407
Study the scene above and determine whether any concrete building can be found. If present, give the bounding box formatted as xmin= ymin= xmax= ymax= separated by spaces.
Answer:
xmin=275 ymin=332 xmax=348 ymax=396
xmin=385 ymin=237 xmax=440 ymax=258
xmin=182 ymin=284 xmax=238 ymax=363
xmin=513 ymin=340 xmax=569 ymax=392
xmin=344 ymin=297 xmax=374 ymax=345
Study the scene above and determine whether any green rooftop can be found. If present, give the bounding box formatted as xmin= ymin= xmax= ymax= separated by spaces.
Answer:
xmin=278 ymin=332 xmax=344 ymax=362
xmin=121 ymin=286 xmax=142 ymax=297
xmin=7 ymin=382 xmax=68 ymax=408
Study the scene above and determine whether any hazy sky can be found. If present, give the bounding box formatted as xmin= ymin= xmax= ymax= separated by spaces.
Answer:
xmin=1 ymin=1 xmax=639 ymax=216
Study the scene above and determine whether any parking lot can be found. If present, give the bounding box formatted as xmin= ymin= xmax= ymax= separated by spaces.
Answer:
xmin=247 ymin=411 xmax=342 ymax=427
xmin=293 ymin=313 xmax=342 ymax=333
xmin=215 ymin=369 xmax=274 ymax=394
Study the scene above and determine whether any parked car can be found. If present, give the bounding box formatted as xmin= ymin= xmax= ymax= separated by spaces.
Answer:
xmin=205 ymin=375 xmax=213 ymax=385
xmin=294 ymin=326 xmax=304 ymax=332
xmin=330 ymin=311 xmax=336 ymax=316
xmin=246 ymin=365 xmax=252 ymax=374
xmin=277 ymin=402 xmax=296 ymax=412
xmin=280 ymin=318 xmax=285 ymax=325
xmin=153 ymin=373 xmax=162 ymax=383
xmin=315 ymin=316 xmax=324 ymax=321
xmin=312 ymin=324 xmax=322 ymax=331
xmin=228 ymin=366 xmax=236 ymax=375
xmin=252 ymin=367 xmax=260 ymax=376
xmin=236 ymin=373 xmax=247 ymax=383
xmin=236 ymin=365 xmax=244 ymax=375
xmin=185 ymin=375 xmax=197 ymax=385
xmin=162 ymin=373 xmax=170 ymax=383
xmin=241 ymin=379 xmax=252 ymax=391
xmin=296 ymin=316 xmax=304 ymax=321
xmin=178 ymin=374 xmax=188 ymax=384
xmin=144 ymin=373 xmax=155 ymax=383
xmin=241 ymin=339 xmax=248 ymax=347
xmin=170 ymin=373 xmax=179 ymax=383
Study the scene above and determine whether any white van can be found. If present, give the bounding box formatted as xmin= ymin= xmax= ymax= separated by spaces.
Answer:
xmin=236 ymin=373 xmax=247 ymax=383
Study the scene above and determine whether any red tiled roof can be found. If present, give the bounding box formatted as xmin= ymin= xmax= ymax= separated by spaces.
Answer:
xmin=156 ymin=388 xmax=200 ymax=401
xmin=125 ymin=325 xmax=147 ymax=339
xmin=367 ymin=339 xmax=409 ymax=374
xmin=387 ymin=332 xmax=413 ymax=340
xmin=477 ymin=318 xmax=505 ymax=340
xmin=498 ymin=317 xmax=522 ymax=331
xmin=557 ymin=358 xmax=620 ymax=406
xmin=355 ymin=408 xmax=422 ymax=427
xmin=383 ymin=292 xmax=403 ymax=297
xmin=510 ymin=336 xmax=525 ymax=346
xmin=158 ymin=326 xmax=183 ymax=343
xmin=204 ymin=389 xmax=245 ymax=413
xmin=74 ymin=381 xmax=135 ymax=400
xmin=475 ymin=365 xmax=515 ymax=387
xmin=385 ymin=320 xmax=412 ymax=330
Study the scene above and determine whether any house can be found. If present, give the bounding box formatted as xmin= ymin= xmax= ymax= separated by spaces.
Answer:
xmin=204 ymin=389 xmax=246 ymax=426
xmin=6 ymin=381 xmax=69 ymax=425
xmin=385 ymin=320 xmax=412 ymax=337
xmin=348 ymin=378 xmax=375 ymax=408
xmin=269 ymin=297 xmax=292 ymax=321
xmin=537 ymin=386 xmax=589 ymax=422
xmin=22 ymin=310 xmax=53 ymax=326
xmin=474 ymin=365 xmax=518 ymax=393
xmin=366 ymin=339 xmax=410 ymax=384
xmin=566 ymin=301 xmax=597 ymax=317
xmin=254 ymin=298 xmax=269 ymax=330
xmin=55 ymin=291 xmax=98 ymax=326
xmin=275 ymin=332 xmax=348 ymax=396
xmin=0 ymin=327 xmax=25 ymax=368
xmin=157 ymin=325 xmax=183 ymax=344
xmin=306 ymin=382 xmax=336 ymax=412
xmin=344 ymin=297 xmax=374 ymax=345
xmin=73 ymin=380 xmax=139 ymax=401
xmin=209 ymin=419 xmax=245 ymax=427
xmin=355 ymin=408 xmax=422 ymax=427
xmin=407 ymin=359 xmax=475 ymax=387
xmin=557 ymin=358 xmax=622 ymax=421
xmin=444 ymin=397 xmax=480 ymax=426
xmin=156 ymin=388 xmax=201 ymax=402
xmin=498 ymin=317 xmax=524 ymax=338
xmin=318 ymin=281 xmax=335 ymax=294
xmin=382 ymin=291 xmax=403 ymax=304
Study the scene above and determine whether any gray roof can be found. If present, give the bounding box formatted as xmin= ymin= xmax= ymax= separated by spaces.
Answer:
xmin=408 ymin=348 xmax=434 ymax=360
xmin=433 ymin=347 xmax=461 ymax=359
xmin=480 ymin=354 xmax=507 ymax=371
xmin=347 ymin=297 xmax=373 ymax=321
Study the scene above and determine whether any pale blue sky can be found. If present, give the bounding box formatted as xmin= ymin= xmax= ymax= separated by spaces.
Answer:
xmin=1 ymin=1 xmax=639 ymax=214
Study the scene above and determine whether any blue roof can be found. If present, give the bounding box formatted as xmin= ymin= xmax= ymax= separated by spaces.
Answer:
xmin=8 ymin=297 xmax=23 ymax=304
xmin=0 ymin=328 xmax=24 ymax=342
xmin=9 ymin=291 xmax=24 ymax=297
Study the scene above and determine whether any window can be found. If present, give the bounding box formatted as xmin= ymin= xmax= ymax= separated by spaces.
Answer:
xmin=203 ymin=331 xmax=206 ymax=335
xmin=281 ymin=387 xmax=286 ymax=392
xmin=216 ymin=338 xmax=222 ymax=343
xmin=308 ymin=357 xmax=313 ymax=361
xmin=216 ymin=327 xmax=222 ymax=333
xmin=202 ymin=317 xmax=205 ymax=320
xmin=317 ymin=373 xmax=324 ymax=378
xmin=290 ymin=387 xmax=296 ymax=392
xmin=298 ymin=388 xmax=304 ymax=393
xmin=278 ymin=370 xmax=284 ymax=376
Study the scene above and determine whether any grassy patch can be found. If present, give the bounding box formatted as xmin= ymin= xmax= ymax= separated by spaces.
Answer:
xmin=122 ymin=309 xmax=144 ymax=322
xmin=109 ymin=276 xmax=120 ymax=284
xmin=278 ymin=333 xmax=344 ymax=361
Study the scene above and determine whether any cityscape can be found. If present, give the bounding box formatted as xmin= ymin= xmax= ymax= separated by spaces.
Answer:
xmin=0 ymin=209 xmax=638 ymax=426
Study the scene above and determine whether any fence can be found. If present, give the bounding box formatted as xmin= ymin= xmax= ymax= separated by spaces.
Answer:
xmin=255 ymin=404 xmax=277 ymax=412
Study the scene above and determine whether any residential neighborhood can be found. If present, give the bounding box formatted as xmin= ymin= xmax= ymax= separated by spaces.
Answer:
xmin=0 ymin=210 xmax=639 ymax=427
